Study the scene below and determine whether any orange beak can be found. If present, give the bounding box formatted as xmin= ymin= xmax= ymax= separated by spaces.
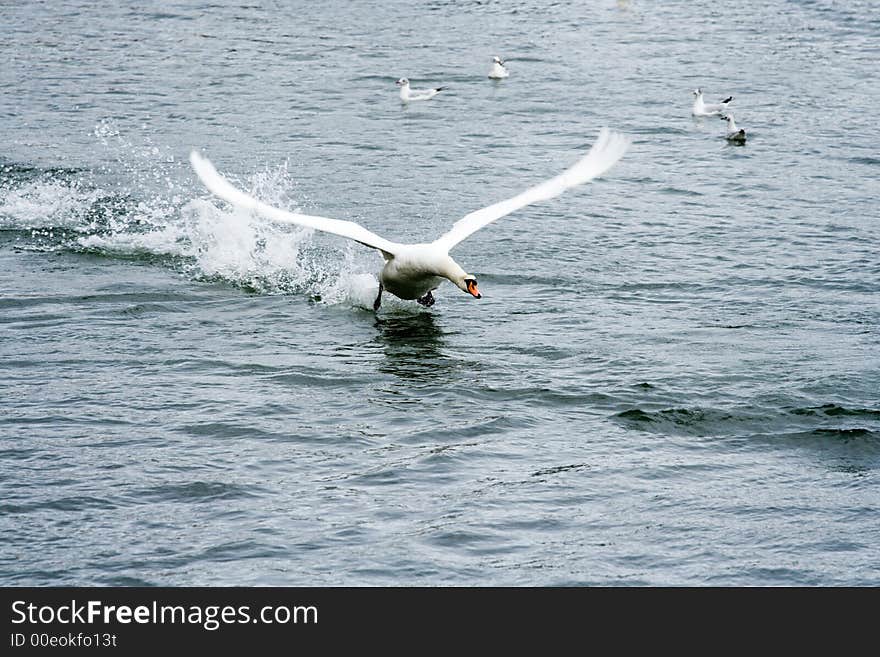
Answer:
xmin=466 ymin=280 xmax=481 ymax=299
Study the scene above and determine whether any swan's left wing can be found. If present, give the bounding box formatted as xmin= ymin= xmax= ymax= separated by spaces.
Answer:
xmin=190 ymin=151 xmax=401 ymax=257
xmin=432 ymin=128 xmax=630 ymax=251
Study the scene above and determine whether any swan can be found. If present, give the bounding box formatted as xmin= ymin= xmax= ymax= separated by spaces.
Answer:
xmin=189 ymin=128 xmax=630 ymax=310
xmin=396 ymin=78 xmax=445 ymax=102
xmin=488 ymin=56 xmax=509 ymax=79
xmin=692 ymin=88 xmax=733 ymax=116
xmin=721 ymin=113 xmax=746 ymax=144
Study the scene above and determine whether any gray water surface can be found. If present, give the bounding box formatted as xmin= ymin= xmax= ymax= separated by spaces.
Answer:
xmin=1 ymin=0 xmax=878 ymax=585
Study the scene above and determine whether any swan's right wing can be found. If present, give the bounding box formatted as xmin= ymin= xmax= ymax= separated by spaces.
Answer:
xmin=190 ymin=151 xmax=400 ymax=257
xmin=433 ymin=128 xmax=630 ymax=251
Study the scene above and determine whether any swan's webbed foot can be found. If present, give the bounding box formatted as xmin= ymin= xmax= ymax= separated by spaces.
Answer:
xmin=416 ymin=291 xmax=435 ymax=307
xmin=373 ymin=283 xmax=383 ymax=311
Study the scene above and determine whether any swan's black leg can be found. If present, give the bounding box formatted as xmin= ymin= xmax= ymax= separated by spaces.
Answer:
xmin=373 ymin=283 xmax=383 ymax=311
xmin=416 ymin=290 xmax=435 ymax=307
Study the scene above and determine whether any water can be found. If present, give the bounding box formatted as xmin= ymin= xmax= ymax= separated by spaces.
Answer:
xmin=1 ymin=0 xmax=878 ymax=586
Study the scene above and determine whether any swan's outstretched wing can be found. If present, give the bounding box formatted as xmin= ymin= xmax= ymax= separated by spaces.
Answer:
xmin=433 ymin=128 xmax=630 ymax=251
xmin=190 ymin=151 xmax=401 ymax=257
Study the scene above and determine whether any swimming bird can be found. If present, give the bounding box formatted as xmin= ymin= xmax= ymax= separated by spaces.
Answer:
xmin=189 ymin=128 xmax=629 ymax=310
xmin=488 ymin=56 xmax=509 ymax=79
xmin=396 ymin=78 xmax=445 ymax=102
xmin=721 ymin=113 xmax=746 ymax=144
xmin=692 ymin=88 xmax=733 ymax=116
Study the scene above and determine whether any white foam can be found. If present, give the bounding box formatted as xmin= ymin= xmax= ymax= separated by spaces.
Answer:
xmin=0 ymin=179 xmax=104 ymax=230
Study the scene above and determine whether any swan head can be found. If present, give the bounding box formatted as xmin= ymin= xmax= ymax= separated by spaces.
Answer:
xmin=438 ymin=256 xmax=481 ymax=299
xmin=492 ymin=56 xmax=503 ymax=64
xmin=457 ymin=275 xmax=481 ymax=299
xmin=693 ymin=88 xmax=702 ymax=97
xmin=396 ymin=78 xmax=409 ymax=87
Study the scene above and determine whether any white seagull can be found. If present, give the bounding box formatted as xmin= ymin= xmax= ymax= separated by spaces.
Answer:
xmin=396 ymin=78 xmax=445 ymax=102
xmin=692 ymin=88 xmax=733 ymax=116
xmin=720 ymin=113 xmax=746 ymax=144
xmin=488 ymin=56 xmax=509 ymax=79
xmin=189 ymin=129 xmax=630 ymax=311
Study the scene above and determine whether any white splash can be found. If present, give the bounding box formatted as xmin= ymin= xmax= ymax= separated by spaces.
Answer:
xmin=1 ymin=122 xmax=383 ymax=306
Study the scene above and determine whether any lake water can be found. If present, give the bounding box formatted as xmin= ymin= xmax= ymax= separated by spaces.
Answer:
xmin=1 ymin=0 xmax=878 ymax=585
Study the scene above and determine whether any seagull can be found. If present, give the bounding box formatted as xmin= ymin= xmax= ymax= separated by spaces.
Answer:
xmin=189 ymin=129 xmax=629 ymax=311
xmin=720 ymin=113 xmax=746 ymax=144
xmin=488 ymin=56 xmax=509 ymax=79
xmin=396 ymin=78 xmax=445 ymax=102
xmin=692 ymin=88 xmax=733 ymax=116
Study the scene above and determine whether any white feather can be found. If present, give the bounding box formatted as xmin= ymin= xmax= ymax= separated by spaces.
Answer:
xmin=189 ymin=151 xmax=401 ymax=257
xmin=433 ymin=128 xmax=630 ymax=250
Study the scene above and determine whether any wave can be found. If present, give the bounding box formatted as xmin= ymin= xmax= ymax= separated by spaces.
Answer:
xmin=613 ymin=403 xmax=880 ymax=441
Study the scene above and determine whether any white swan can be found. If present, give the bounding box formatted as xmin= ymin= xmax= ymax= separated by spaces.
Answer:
xmin=396 ymin=78 xmax=445 ymax=102
xmin=692 ymin=88 xmax=733 ymax=116
xmin=488 ymin=56 xmax=509 ymax=79
xmin=721 ymin=113 xmax=746 ymax=144
xmin=189 ymin=128 xmax=630 ymax=310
